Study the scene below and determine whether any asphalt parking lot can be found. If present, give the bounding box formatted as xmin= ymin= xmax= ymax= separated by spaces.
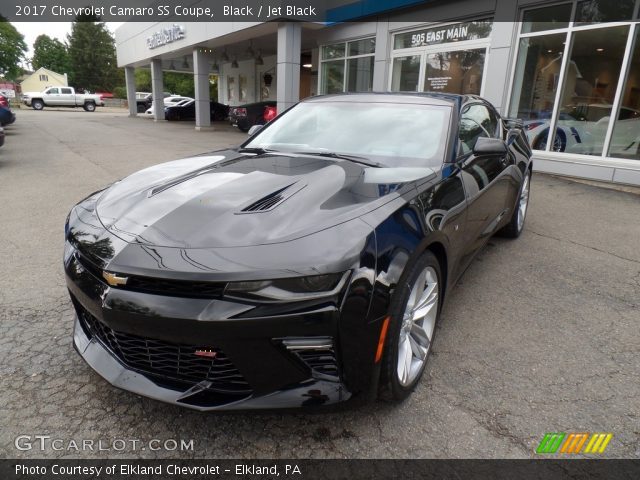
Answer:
xmin=0 ymin=108 xmax=638 ymax=459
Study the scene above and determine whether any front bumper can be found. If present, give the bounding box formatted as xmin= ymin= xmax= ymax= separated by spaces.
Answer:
xmin=65 ymin=245 xmax=364 ymax=410
xmin=73 ymin=314 xmax=348 ymax=411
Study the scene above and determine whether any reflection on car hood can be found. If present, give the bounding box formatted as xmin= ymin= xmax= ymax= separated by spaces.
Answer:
xmin=96 ymin=150 xmax=436 ymax=248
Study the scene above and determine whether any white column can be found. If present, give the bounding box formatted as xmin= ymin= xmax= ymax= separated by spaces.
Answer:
xmin=150 ymin=59 xmax=164 ymax=122
xmin=193 ymin=48 xmax=212 ymax=131
xmin=124 ymin=66 xmax=137 ymax=117
xmin=483 ymin=0 xmax=520 ymax=114
xmin=277 ymin=23 xmax=301 ymax=113
xmin=372 ymin=19 xmax=390 ymax=91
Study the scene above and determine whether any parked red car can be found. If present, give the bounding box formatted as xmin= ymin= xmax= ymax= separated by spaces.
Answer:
xmin=229 ymin=101 xmax=277 ymax=132
xmin=96 ymin=92 xmax=114 ymax=100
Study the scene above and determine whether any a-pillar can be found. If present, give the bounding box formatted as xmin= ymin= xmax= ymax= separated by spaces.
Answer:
xmin=276 ymin=23 xmax=301 ymax=114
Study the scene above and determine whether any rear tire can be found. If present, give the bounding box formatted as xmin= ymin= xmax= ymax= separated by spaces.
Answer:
xmin=499 ymin=168 xmax=531 ymax=239
xmin=379 ymin=250 xmax=441 ymax=402
xmin=84 ymin=102 xmax=96 ymax=112
xmin=32 ymin=100 xmax=44 ymax=111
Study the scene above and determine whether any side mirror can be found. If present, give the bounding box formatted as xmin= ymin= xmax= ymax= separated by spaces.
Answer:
xmin=506 ymin=128 xmax=520 ymax=145
xmin=473 ymin=137 xmax=508 ymax=155
xmin=247 ymin=124 xmax=263 ymax=136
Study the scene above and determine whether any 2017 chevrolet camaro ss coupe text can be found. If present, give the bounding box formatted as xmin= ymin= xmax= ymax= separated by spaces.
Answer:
xmin=64 ymin=93 xmax=532 ymax=410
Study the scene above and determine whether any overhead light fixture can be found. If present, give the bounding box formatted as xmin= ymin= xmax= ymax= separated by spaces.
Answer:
xmin=547 ymin=49 xmax=553 ymax=53
xmin=169 ymin=60 xmax=176 ymax=70
xmin=255 ymin=50 xmax=264 ymax=65
xmin=246 ymin=40 xmax=255 ymax=57
xmin=211 ymin=58 xmax=219 ymax=72
xmin=221 ymin=49 xmax=230 ymax=62
xmin=182 ymin=56 xmax=190 ymax=69
xmin=302 ymin=63 xmax=312 ymax=68
xmin=231 ymin=57 xmax=239 ymax=69
xmin=596 ymin=48 xmax=604 ymax=52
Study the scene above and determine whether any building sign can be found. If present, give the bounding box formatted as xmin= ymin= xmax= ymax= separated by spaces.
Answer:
xmin=427 ymin=76 xmax=452 ymax=91
xmin=146 ymin=24 xmax=185 ymax=50
xmin=394 ymin=20 xmax=493 ymax=49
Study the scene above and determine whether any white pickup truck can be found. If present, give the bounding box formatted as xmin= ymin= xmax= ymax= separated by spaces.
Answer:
xmin=22 ymin=87 xmax=104 ymax=112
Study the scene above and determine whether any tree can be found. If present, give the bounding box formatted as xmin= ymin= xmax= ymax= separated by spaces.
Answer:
xmin=32 ymin=35 xmax=71 ymax=74
xmin=67 ymin=15 xmax=119 ymax=91
xmin=135 ymin=69 xmax=151 ymax=91
xmin=0 ymin=16 xmax=27 ymax=80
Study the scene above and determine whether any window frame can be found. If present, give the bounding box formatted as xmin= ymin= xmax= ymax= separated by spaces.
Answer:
xmin=319 ymin=36 xmax=376 ymax=94
xmin=388 ymin=17 xmax=494 ymax=95
xmin=506 ymin=0 xmax=640 ymax=160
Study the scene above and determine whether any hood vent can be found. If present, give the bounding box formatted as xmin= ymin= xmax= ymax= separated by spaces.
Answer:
xmin=239 ymin=182 xmax=305 ymax=214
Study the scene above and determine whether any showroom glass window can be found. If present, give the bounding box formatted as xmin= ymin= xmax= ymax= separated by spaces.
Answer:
xmin=390 ymin=19 xmax=493 ymax=94
xmin=320 ymin=38 xmax=375 ymax=94
xmin=509 ymin=0 xmax=640 ymax=160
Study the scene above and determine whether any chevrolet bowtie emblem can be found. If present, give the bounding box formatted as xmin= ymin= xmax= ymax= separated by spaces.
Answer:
xmin=102 ymin=271 xmax=128 ymax=287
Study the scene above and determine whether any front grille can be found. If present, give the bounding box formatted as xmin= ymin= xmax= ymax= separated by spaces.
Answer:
xmin=75 ymin=251 xmax=226 ymax=299
xmin=76 ymin=304 xmax=251 ymax=395
xmin=124 ymin=276 xmax=225 ymax=298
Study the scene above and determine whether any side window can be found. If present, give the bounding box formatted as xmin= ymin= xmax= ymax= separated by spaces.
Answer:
xmin=458 ymin=104 xmax=499 ymax=156
xmin=61 ymin=88 xmax=72 ymax=94
xmin=458 ymin=117 xmax=488 ymax=156
xmin=467 ymin=104 xmax=498 ymax=137
xmin=47 ymin=88 xmax=59 ymax=94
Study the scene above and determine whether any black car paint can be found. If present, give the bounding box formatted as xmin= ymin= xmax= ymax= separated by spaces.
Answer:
xmin=64 ymin=93 xmax=532 ymax=410
xmin=165 ymin=101 xmax=230 ymax=121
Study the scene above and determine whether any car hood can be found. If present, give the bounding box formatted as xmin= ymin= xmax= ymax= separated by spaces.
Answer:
xmin=95 ymin=150 xmax=436 ymax=248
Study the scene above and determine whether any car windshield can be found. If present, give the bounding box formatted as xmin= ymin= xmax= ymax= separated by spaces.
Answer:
xmin=244 ymin=101 xmax=451 ymax=168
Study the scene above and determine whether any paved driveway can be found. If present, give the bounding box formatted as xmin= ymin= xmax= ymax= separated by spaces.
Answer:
xmin=1 ymin=109 xmax=638 ymax=459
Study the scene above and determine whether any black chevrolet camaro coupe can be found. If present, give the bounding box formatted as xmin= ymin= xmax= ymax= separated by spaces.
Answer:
xmin=64 ymin=93 xmax=532 ymax=410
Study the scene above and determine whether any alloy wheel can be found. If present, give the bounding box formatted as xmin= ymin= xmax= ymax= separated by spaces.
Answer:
xmin=517 ymin=171 xmax=531 ymax=232
xmin=397 ymin=266 xmax=438 ymax=386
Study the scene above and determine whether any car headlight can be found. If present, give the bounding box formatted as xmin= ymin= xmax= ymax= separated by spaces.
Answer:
xmin=225 ymin=272 xmax=349 ymax=302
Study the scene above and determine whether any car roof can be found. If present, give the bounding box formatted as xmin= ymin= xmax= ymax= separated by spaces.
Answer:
xmin=302 ymin=92 xmax=478 ymax=109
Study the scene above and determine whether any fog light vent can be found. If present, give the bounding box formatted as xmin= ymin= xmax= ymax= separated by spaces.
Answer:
xmin=280 ymin=337 xmax=339 ymax=381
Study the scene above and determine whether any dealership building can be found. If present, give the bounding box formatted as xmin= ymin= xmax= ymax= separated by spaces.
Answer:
xmin=116 ymin=0 xmax=640 ymax=185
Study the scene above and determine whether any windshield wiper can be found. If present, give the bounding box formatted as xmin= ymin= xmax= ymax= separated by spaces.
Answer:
xmin=294 ymin=151 xmax=383 ymax=168
xmin=237 ymin=146 xmax=276 ymax=154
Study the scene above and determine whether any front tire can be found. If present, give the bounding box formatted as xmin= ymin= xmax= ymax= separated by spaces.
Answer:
xmin=32 ymin=100 xmax=44 ymax=110
xmin=533 ymin=129 xmax=566 ymax=152
xmin=379 ymin=250 xmax=441 ymax=402
xmin=499 ymin=168 xmax=531 ymax=238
